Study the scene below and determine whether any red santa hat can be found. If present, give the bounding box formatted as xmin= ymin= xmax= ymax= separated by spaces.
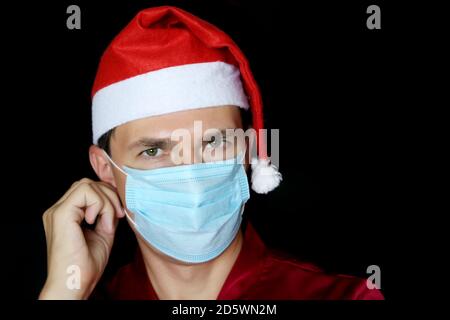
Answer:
xmin=91 ymin=6 xmax=281 ymax=194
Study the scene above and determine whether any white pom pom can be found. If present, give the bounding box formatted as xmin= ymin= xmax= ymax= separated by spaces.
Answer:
xmin=251 ymin=158 xmax=282 ymax=194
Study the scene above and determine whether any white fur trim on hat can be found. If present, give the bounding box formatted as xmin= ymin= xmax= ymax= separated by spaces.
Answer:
xmin=92 ymin=61 xmax=249 ymax=144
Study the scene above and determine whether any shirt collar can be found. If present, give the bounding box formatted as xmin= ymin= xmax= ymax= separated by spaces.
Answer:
xmin=127 ymin=222 xmax=268 ymax=299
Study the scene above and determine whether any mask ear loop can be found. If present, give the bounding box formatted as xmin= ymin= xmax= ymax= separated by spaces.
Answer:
xmin=102 ymin=150 xmax=127 ymax=176
xmin=102 ymin=150 xmax=137 ymax=227
xmin=122 ymin=208 xmax=137 ymax=227
xmin=237 ymin=150 xmax=246 ymax=165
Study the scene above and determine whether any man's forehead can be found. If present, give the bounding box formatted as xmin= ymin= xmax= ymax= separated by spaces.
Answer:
xmin=114 ymin=105 xmax=242 ymax=139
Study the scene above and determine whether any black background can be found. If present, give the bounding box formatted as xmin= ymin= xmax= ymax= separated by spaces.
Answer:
xmin=0 ymin=0 xmax=425 ymax=302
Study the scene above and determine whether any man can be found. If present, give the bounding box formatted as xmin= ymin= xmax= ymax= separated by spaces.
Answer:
xmin=39 ymin=6 xmax=383 ymax=300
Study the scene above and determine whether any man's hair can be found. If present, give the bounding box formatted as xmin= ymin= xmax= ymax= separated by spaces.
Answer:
xmin=97 ymin=128 xmax=115 ymax=156
xmin=97 ymin=108 xmax=252 ymax=155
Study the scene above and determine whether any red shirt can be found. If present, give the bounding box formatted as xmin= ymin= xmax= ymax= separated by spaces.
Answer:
xmin=94 ymin=223 xmax=383 ymax=300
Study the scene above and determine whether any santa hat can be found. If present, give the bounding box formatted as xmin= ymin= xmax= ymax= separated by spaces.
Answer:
xmin=91 ymin=6 xmax=281 ymax=194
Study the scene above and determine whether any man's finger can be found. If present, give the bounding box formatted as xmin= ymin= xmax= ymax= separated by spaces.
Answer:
xmin=95 ymin=182 xmax=125 ymax=219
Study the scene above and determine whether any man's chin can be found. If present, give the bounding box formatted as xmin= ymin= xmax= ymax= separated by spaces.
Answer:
xmin=134 ymin=233 xmax=212 ymax=266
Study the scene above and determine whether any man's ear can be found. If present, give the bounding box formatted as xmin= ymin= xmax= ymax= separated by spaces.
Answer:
xmin=89 ymin=145 xmax=117 ymax=187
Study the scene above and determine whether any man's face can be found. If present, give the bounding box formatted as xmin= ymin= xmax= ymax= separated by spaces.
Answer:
xmin=103 ymin=105 xmax=246 ymax=213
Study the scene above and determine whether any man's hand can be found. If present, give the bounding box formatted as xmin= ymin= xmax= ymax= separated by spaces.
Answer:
xmin=39 ymin=178 xmax=125 ymax=300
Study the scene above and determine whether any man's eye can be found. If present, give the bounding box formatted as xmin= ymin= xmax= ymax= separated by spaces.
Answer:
xmin=207 ymin=136 xmax=225 ymax=148
xmin=142 ymin=148 xmax=162 ymax=157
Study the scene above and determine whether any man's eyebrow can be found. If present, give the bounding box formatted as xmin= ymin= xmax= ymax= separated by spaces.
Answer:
xmin=221 ymin=128 xmax=244 ymax=137
xmin=129 ymin=129 xmax=239 ymax=149
xmin=128 ymin=137 xmax=172 ymax=150
xmin=209 ymin=128 xmax=238 ymax=136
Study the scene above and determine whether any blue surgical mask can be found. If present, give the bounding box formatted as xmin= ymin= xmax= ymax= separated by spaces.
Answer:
xmin=106 ymin=152 xmax=250 ymax=264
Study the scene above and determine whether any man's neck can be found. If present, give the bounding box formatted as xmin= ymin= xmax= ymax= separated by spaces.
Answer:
xmin=136 ymin=229 xmax=244 ymax=300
